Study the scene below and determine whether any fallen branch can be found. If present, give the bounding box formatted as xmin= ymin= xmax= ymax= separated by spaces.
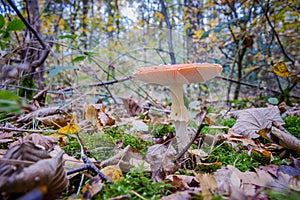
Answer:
xmin=6 ymin=0 xmax=49 ymax=50
xmin=0 ymin=126 xmax=56 ymax=133
xmin=217 ymin=75 xmax=300 ymax=99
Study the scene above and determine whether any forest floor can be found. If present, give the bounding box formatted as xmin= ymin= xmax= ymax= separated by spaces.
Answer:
xmin=0 ymin=91 xmax=300 ymax=200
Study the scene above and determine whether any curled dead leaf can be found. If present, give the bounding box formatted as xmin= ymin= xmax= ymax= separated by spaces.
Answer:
xmin=121 ymin=97 xmax=142 ymax=117
xmin=36 ymin=114 xmax=71 ymax=128
xmin=82 ymin=175 xmax=104 ymax=198
xmin=101 ymin=165 xmax=122 ymax=182
xmin=0 ymin=142 xmax=68 ymax=195
xmin=9 ymin=133 xmax=57 ymax=150
xmin=85 ymin=104 xmax=115 ymax=128
xmin=231 ymin=106 xmax=284 ymax=138
xmin=17 ymin=106 xmax=64 ymax=123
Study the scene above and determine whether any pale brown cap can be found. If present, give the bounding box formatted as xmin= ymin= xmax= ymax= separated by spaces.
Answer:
xmin=134 ymin=63 xmax=222 ymax=85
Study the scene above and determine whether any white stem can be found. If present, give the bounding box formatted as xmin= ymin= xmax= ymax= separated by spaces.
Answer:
xmin=174 ymin=121 xmax=190 ymax=152
xmin=169 ymin=84 xmax=191 ymax=152
xmin=169 ymin=84 xmax=191 ymax=122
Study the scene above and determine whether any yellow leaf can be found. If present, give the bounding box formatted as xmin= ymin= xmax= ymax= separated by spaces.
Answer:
xmin=101 ymin=165 xmax=122 ymax=182
xmin=59 ymin=19 xmax=65 ymax=30
xmin=107 ymin=25 xmax=114 ymax=32
xmin=155 ymin=12 xmax=165 ymax=20
xmin=132 ymin=26 xmax=139 ymax=31
xmin=273 ymin=61 xmax=290 ymax=77
xmin=57 ymin=118 xmax=81 ymax=135
xmin=193 ymin=30 xmax=204 ymax=39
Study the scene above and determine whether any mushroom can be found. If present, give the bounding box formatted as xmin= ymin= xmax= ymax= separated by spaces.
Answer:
xmin=134 ymin=63 xmax=222 ymax=152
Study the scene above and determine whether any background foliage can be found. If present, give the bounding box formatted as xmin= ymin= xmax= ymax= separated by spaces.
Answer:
xmin=0 ymin=0 xmax=299 ymax=107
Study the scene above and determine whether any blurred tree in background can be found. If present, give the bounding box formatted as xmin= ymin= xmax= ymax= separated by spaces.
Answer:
xmin=0 ymin=0 xmax=299 ymax=106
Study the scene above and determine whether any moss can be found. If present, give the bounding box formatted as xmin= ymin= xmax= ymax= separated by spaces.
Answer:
xmin=96 ymin=167 xmax=173 ymax=200
xmin=19 ymin=75 xmax=36 ymax=100
xmin=149 ymin=123 xmax=175 ymax=138
xmin=283 ymin=116 xmax=300 ymax=138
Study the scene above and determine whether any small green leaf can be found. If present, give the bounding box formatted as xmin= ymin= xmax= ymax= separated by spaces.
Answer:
xmin=200 ymin=30 xmax=210 ymax=39
xmin=6 ymin=19 xmax=25 ymax=31
xmin=72 ymin=56 xmax=86 ymax=63
xmin=268 ymin=97 xmax=279 ymax=105
xmin=2 ymin=31 xmax=10 ymax=41
xmin=49 ymin=66 xmax=77 ymax=77
xmin=57 ymin=34 xmax=77 ymax=40
xmin=0 ymin=90 xmax=22 ymax=114
xmin=0 ymin=14 xmax=5 ymax=29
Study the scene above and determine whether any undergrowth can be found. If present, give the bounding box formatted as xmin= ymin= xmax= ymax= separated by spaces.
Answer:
xmin=283 ymin=116 xmax=300 ymax=138
xmin=96 ymin=167 xmax=173 ymax=200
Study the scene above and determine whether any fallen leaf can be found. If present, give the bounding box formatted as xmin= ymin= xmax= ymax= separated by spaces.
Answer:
xmin=36 ymin=114 xmax=71 ymax=127
xmin=146 ymin=144 xmax=177 ymax=172
xmin=273 ymin=61 xmax=290 ymax=77
xmin=57 ymin=117 xmax=81 ymax=134
xmin=130 ymin=119 xmax=148 ymax=132
xmin=195 ymin=173 xmax=218 ymax=200
xmin=270 ymin=126 xmax=300 ymax=151
xmin=0 ymin=143 xmax=68 ymax=194
xmin=249 ymin=148 xmax=273 ymax=164
xmin=121 ymin=97 xmax=142 ymax=117
xmin=101 ymin=165 xmax=122 ymax=182
xmin=214 ymin=164 xmax=297 ymax=198
xmin=160 ymin=188 xmax=201 ymax=200
xmin=9 ymin=133 xmax=57 ymax=150
xmin=224 ymin=132 xmax=257 ymax=148
xmin=165 ymin=175 xmax=199 ymax=189
xmin=82 ymin=175 xmax=104 ymax=198
xmin=231 ymin=106 xmax=284 ymax=138
xmin=17 ymin=106 xmax=63 ymax=123
xmin=85 ymin=104 xmax=115 ymax=128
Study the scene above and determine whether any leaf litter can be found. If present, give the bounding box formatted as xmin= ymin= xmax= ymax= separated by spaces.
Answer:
xmin=0 ymin=96 xmax=300 ymax=199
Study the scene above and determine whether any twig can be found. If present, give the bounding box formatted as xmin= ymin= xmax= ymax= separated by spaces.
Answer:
xmin=70 ymin=135 xmax=113 ymax=183
xmin=159 ymin=0 xmax=176 ymax=64
xmin=217 ymin=75 xmax=300 ymax=99
xmin=6 ymin=0 xmax=48 ymax=50
xmin=61 ymin=76 xmax=132 ymax=92
xmin=0 ymin=126 xmax=56 ymax=133
xmin=130 ymin=190 xmax=147 ymax=200
xmin=81 ymin=155 xmax=112 ymax=183
xmin=262 ymin=5 xmax=295 ymax=65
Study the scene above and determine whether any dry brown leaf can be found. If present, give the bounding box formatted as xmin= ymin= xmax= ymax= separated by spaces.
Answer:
xmin=36 ymin=114 xmax=71 ymax=127
xmin=231 ymin=106 xmax=284 ymax=138
xmin=9 ymin=133 xmax=57 ymax=150
xmin=270 ymin=126 xmax=300 ymax=151
xmin=121 ymin=97 xmax=142 ymax=117
xmin=224 ymin=131 xmax=258 ymax=148
xmin=17 ymin=106 xmax=64 ymax=123
xmin=195 ymin=173 xmax=218 ymax=200
xmin=214 ymin=164 xmax=297 ymax=198
xmin=145 ymin=144 xmax=177 ymax=179
xmin=82 ymin=175 xmax=104 ymax=198
xmin=85 ymin=104 xmax=115 ymax=128
xmin=0 ymin=143 xmax=68 ymax=194
xmin=0 ymin=142 xmax=51 ymax=178
xmin=161 ymin=189 xmax=201 ymax=200
xmin=166 ymin=175 xmax=199 ymax=189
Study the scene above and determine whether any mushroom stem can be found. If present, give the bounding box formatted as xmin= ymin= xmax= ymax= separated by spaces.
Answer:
xmin=174 ymin=121 xmax=190 ymax=153
xmin=169 ymin=84 xmax=191 ymax=152
xmin=169 ymin=84 xmax=191 ymax=122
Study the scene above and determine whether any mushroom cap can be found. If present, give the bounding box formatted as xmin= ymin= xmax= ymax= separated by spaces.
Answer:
xmin=134 ymin=63 xmax=222 ymax=85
